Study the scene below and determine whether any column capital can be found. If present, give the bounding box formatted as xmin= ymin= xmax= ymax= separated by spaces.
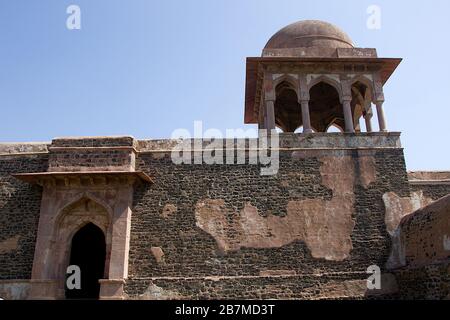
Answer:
xmin=341 ymin=96 xmax=352 ymax=103
xmin=364 ymin=111 xmax=373 ymax=119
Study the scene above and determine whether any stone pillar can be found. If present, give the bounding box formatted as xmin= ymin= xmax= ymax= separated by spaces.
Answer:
xmin=300 ymin=100 xmax=313 ymax=133
xmin=264 ymin=72 xmax=276 ymax=131
xmin=342 ymin=99 xmax=355 ymax=133
xmin=376 ymin=101 xmax=387 ymax=132
xmin=364 ymin=105 xmax=373 ymax=133
xmin=258 ymin=97 xmax=266 ymax=130
xmin=265 ymin=99 xmax=276 ymax=130
xmin=364 ymin=113 xmax=373 ymax=133
xmin=298 ymin=74 xmax=312 ymax=133
xmin=373 ymin=72 xmax=387 ymax=132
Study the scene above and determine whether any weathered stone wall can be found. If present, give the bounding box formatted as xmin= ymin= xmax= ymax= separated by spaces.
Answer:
xmin=390 ymin=195 xmax=450 ymax=299
xmin=1 ymin=134 xmax=447 ymax=300
xmin=48 ymin=136 xmax=136 ymax=172
xmin=0 ymin=154 xmax=48 ymax=280
xmin=125 ymin=135 xmax=410 ymax=299
xmin=394 ymin=262 xmax=450 ymax=300
xmin=407 ymin=171 xmax=450 ymax=202
xmin=409 ymin=183 xmax=450 ymax=202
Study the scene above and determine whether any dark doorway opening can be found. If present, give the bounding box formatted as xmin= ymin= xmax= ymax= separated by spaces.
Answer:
xmin=65 ymin=223 xmax=106 ymax=299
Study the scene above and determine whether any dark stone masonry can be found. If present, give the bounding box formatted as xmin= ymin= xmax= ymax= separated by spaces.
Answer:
xmin=0 ymin=19 xmax=449 ymax=300
xmin=0 ymin=154 xmax=47 ymax=279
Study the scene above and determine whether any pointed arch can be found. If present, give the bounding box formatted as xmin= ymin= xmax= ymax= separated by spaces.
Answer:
xmin=274 ymin=79 xmax=301 ymax=132
xmin=54 ymin=192 xmax=113 ymax=230
xmin=307 ymin=75 xmax=343 ymax=102
xmin=326 ymin=122 xmax=344 ymax=133
xmin=350 ymin=77 xmax=374 ymax=113
xmin=349 ymin=75 xmax=375 ymax=103
xmin=273 ymin=74 xmax=300 ymax=96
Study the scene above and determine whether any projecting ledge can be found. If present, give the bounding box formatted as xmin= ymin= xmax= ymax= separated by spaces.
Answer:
xmin=12 ymin=171 xmax=153 ymax=186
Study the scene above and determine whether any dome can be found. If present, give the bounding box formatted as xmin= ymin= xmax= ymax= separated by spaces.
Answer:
xmin=264 ymin=20 xmax=354 ymax=52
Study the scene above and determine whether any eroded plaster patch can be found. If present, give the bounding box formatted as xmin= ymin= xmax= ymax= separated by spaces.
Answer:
xmin=303 ymin=280 xmax=367 ymax=299
xmin=358 ymin=156 xmax=376 ymax=188
xmin=383 ymin=191 xmax=433 ymax=235
xmin=0 ymin=281 xmax=30 ymax=300
xmin=0 ymin=235 xmax=20 ymax=254
xmin=195 ymin=156 xmax=366 ymax=261
xmin=162 ymin=204 xmax=177 ymax=218
xmin=150 ymin=247 xmax=165 ymax=264
xmin=137 ymin=283 xmax=181 ymax=300
xmin=383 ymin=191 xmax=434 ymax=269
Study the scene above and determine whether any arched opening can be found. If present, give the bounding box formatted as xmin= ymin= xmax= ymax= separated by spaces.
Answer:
xmin=327 ymin=123 xmax=343 ymax=133
xmin=351 ymin=81 xmax=373 ymax=132
xmin=65 ymin=223 xmax=106 ymax=299
xmin=309 ymin=82 xmax=344 ymax=132
xmin=275 ymin=126 xmax=284 ymax=133
xmin=274 ymin=81 xmax=301 ymax=132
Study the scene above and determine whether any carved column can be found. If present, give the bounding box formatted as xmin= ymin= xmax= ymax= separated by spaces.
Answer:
xmin=300 ymin=100 xmax=313 ymax=133
xmin=258 ymin=93 xmax=266 ymax=130
xmin=342 ymin=98 xmax=355 ymax=133
xmin=373 ymin=72 xmax=387 ymax=132
xmin=376 ymin=101 xmax=387 ymax=132
xmin=365 ymin=114 xmax=373 ymax=133
xmin=298 ymin=75 xmax=313 ymax=133
xmin=265 ymin=99 xmax=276 ymax=130
xmin=364 ymin=104 xmax=373 ymax=133
xmin=263 ymin=73 xmax=276 ymax=130
xmin=341 ymin=80 xmax=355 ymax=133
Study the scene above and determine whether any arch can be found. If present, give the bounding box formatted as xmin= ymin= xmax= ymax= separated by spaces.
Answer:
xmin=275 ymin=126 xmax=284 ymax=133
xmin=350 ymin=80 xmax=374 ymax=132
xmin=54 ymin=192 xmax=114 ymax=228
xmin=48 ymin=195 xmax=113 ymax=294
xmin=272 ymin=74 xmax=299 ymax=96
xmin=294 ymin=125 xmax=318 ymax=133
xmin=326 ymin=122 xmax=344 ymax=133
xmin=65 ymin=223 xmax=106 ymax=299
xmin=349 ymin=75 xmax=375 ymax=103
xmin=307 ymin=75 xmax=343 ymax=102
xmin=351 ymin=79 xmax=373 ymax=112
xmin=274 ymin=80 xmax=302 ymax=132
xmin=309 ymin=81 xmax=344 ymax=132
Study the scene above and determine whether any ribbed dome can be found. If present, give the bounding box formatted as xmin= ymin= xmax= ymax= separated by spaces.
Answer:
xmin=264 ymin=20 xmax=354 ymax=51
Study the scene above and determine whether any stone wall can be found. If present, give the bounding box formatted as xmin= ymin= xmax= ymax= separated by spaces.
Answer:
xmin=48 ymin=136 xmax=137 ymax=172
xmin=124 ymin=134 xmax=410 ymax=299
xmin=390 ymin=195 xmax=450 ymax=299
xmin=1 ymin=134 xmax=448 ymax=300
xmin=0 ymin=154 xmax=48 ymax=280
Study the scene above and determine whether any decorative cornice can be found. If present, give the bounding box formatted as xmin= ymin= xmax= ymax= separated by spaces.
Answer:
xmin=12 ymin=171 xmax=153 ymax=187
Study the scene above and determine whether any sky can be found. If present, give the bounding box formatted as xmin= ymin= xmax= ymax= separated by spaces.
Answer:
xmin=0 ymin=0 xmax=449 ymax=170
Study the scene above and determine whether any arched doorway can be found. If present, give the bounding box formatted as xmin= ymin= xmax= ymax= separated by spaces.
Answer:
xmin=65 ymin=223 xmax=106 ymax=299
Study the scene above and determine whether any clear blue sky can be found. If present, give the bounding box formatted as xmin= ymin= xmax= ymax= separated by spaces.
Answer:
xmin=0 ymin=0 xmax=449 ymax=170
